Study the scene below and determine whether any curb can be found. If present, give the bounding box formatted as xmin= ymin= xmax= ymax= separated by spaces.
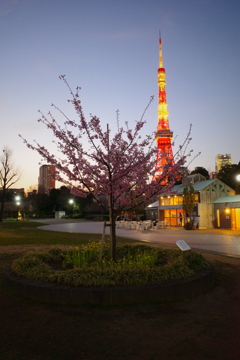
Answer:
xmin=4 ymin=267 xmax=215 ymax=306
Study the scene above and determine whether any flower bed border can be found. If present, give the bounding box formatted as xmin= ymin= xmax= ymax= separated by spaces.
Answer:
xmin=4 ymin=267 xmax=215 ymax=306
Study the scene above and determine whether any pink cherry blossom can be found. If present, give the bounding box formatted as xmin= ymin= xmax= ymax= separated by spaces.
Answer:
xmin=19 ymin=76 xmax=197 ymax=260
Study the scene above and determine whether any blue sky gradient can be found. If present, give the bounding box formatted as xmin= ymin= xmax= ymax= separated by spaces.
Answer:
xmin=1 ymin=0 xmax=240 ymax=190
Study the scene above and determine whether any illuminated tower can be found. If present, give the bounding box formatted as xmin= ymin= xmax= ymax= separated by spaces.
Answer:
xmin=215 ymin=154 xmax=232 ymax=173
xmin=154 ymin=37 xmax=174 ymax=180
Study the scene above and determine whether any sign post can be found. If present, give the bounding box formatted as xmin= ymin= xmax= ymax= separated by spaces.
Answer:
xmin=176 ymin=240 xmax=191 ymax=263
xmin=99 ymin=221 xmax=111 ymax=261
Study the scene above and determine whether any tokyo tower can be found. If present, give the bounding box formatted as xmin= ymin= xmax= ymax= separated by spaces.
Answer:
xmin=153 ymin=36 xmax=174 ymax=181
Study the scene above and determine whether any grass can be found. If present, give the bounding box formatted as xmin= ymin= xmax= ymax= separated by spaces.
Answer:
xmin=0 ymin=220 xmax=138 ymax=246
xmin=11 ymin=244 xmax=210 ymax=287
xmin=1 ymin=220 xmax=240 ymax=359
xmin=2 ymin=221 xmax=210 ymax=287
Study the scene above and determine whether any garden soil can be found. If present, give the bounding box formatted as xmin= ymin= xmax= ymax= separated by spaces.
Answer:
xmin=0 ymin=244 xmax=240 ymax=360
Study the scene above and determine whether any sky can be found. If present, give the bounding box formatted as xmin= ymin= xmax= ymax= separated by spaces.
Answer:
xmin=0 ymin=0 xmax=240 ymax=191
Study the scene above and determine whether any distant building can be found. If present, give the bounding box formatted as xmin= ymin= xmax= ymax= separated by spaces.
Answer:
xmin=0 ymin=188 xmax=24 ymax=202
xmin=0 ymin=188 xmax=25 ymax=195
xmin=215 ymin=154 xmax=232 ymax=173
xmin=209 ymin=172 xmax=217 ymax=179
xmin=38 ymin=165 xmax=56 ymax=194
xmin=27 ymin=189 xmax=37 ymax=197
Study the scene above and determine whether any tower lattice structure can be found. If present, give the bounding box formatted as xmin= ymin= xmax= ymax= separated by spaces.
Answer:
xmin=154 ymin=37 xmax=174 ymax=181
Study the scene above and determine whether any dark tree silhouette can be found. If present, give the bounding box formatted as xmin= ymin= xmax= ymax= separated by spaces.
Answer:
xmin=190 ymin=166 xmax=209 ymax=179
xmin=217 ymin=163 xmax=240 ymax=193
xmin=0 ymin=147 xmax=21 ymax=222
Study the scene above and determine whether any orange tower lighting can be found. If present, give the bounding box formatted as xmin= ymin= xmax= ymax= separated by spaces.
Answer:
xmin=154 ymin=36 xmax=174 ymax=181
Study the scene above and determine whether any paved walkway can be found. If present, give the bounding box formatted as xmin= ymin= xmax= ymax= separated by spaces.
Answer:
xmin=36 ymin=219 xmax=240 ymax=258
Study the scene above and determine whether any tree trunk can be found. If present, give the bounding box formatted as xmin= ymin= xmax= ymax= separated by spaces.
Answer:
xmin=108 ymin=194 xmax=116 ymax=261
xmin=0 ymin=202 xmax=4 ymax=222
xmin=110 ymin=215 xmax=116 ymax=261
xmin=0 ymin=188 xmax=6 ymax=222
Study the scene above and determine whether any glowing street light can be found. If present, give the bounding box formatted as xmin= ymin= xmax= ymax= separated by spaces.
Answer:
xmin=15 ymin=195 xmax=21 ymax=220
xmin=68 ymin=199 xmax=74 ymax=218
xmin=15 ymin=195 xmax=21 ymax=204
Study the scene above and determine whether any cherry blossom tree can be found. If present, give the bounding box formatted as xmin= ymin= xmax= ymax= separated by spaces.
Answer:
xmin=20 ymin=76 xmax=193 ymax=259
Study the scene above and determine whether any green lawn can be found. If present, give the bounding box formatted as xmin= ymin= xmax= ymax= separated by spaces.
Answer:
xmin=0 ymin=220 xmax=139 ymax=246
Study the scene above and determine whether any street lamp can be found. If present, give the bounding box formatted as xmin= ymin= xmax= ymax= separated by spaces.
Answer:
xmin=68 ymin=199 xmax=74 ymax=218
xmin=236 ymin=175 xmax=240 ymax=195
xmin=15 ymin=195 xmax=21 ymax=220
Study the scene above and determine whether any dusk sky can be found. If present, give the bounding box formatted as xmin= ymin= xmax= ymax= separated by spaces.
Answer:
xmin=1 ymin=0 xmax=240 ymax=191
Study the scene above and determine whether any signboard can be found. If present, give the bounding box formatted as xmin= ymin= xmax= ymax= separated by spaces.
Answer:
xmin=176 ymin=240 xmax=191 ymax=252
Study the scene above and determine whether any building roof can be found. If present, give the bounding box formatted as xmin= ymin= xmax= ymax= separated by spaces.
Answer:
xmin=162 ymin=178 xmax=233 ymax=195
xmin=182 ymin=173 xmax=206 ymax=185
xmin=192 ymin=179 xmax=216 ymax=191
xmin=146 ymin=200 xmax=159 ymax=209
xmin=214 ymin=195 xmax=240 ymax=204
xmin=161 ymin=179 xmax=214 ymax=195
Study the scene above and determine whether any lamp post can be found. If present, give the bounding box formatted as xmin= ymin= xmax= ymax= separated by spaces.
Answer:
xmin=15 ymin=195 xmax=21 ymax=221
xmin=236 ymin=175 xmax=240 ymax=194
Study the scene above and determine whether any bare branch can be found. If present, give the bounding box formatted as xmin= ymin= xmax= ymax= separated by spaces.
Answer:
xmin=0 ymin=147 xmax=22 ymax=221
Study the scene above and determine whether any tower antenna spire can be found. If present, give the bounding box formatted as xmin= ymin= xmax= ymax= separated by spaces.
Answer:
xmin=159 ymin=31 xmax=163 ymax=69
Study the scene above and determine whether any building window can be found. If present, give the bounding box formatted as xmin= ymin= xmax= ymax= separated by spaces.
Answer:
xmin=160 ymin=195 xmax=183 ymax=206
xmin=163 ymin=208 xmax=185 ymax=226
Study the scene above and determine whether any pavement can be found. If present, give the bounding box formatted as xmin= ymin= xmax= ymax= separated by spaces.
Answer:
xmin=36 ymin=219 xmax=240 ymax=258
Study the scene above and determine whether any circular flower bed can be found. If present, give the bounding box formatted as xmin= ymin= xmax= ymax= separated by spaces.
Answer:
xmin=11 ymin=243 xmax=211 ymax=288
